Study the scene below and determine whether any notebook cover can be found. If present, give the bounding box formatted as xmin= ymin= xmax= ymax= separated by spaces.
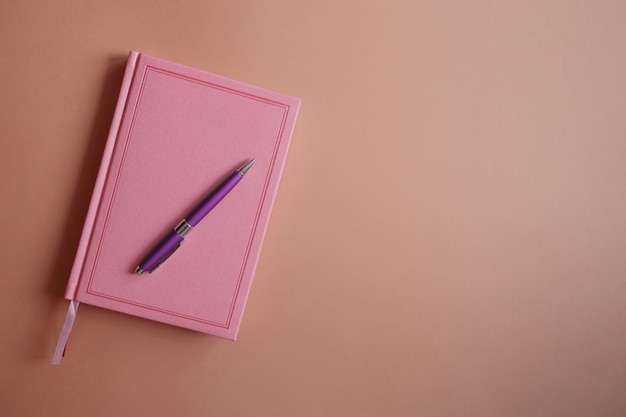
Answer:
xmin=65 ymin=51 xmax=300 ymax=340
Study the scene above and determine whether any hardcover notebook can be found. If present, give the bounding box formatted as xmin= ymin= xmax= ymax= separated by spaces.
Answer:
xmin=53 ymin=51 xmax=300 ymax=363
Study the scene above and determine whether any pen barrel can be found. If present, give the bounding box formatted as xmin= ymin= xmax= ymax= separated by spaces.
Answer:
xmin=138 ymin=230 xmax=185 ymax=272
xmin=186 ymin=172 xmax=243 ymax=226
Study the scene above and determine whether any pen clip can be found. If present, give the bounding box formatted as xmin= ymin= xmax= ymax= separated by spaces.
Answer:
xmin=147 ymin=239 xmax=185 ymax=274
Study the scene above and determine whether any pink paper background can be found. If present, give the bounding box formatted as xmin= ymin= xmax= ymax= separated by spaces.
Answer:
xmin=1 ymin=1 xmax=625 ymax=416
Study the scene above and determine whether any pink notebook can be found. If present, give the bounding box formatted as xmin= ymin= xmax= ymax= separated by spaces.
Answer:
xmin=53 ymin=51 xmax=300 ymax=363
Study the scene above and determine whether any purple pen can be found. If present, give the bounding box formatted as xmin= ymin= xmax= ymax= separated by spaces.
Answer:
xmin=135 ymin=158 xmax=255 ymax=275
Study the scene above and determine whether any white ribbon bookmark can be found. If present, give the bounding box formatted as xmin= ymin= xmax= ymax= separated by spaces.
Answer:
xmin=52 ymin=300 xmax=80 ymax=365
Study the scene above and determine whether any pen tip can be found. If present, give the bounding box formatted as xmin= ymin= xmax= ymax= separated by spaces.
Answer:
xmin=135 ymin=267 xmax=144 ymax=275
xmin=237 ymin=159 xmax=256 ymax=176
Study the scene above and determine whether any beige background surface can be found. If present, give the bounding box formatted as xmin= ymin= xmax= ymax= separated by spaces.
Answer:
xmin=1 ymin=1 xmax=625 ymax=416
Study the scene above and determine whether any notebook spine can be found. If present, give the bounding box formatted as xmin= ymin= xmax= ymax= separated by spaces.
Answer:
xmin=64 ymin=51 xmax=140 ymax=300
